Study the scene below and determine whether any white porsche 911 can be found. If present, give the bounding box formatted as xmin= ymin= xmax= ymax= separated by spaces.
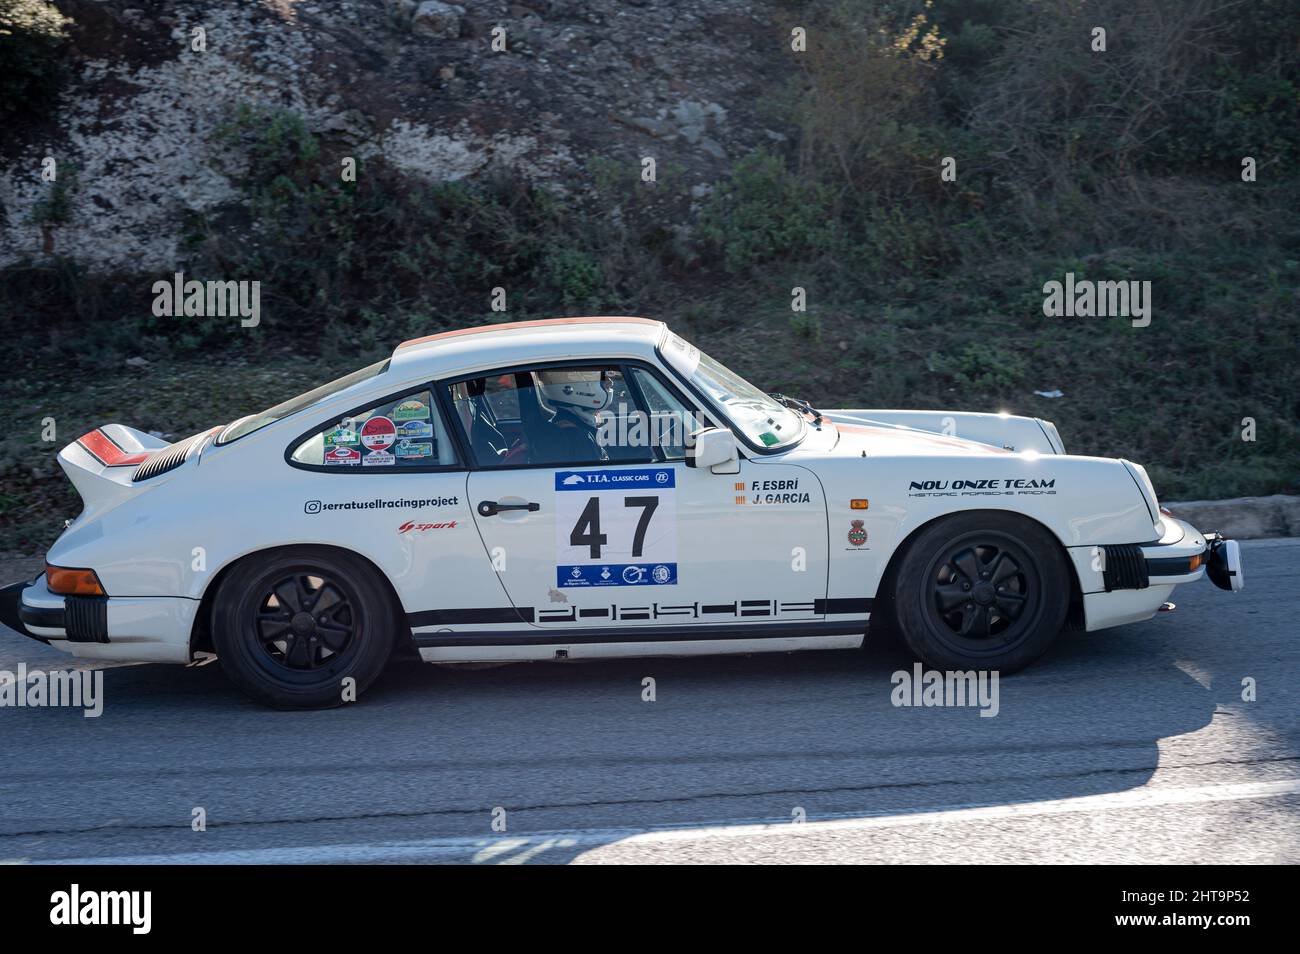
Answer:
xmin=1 ymin=317 xmax=1242 ymax=708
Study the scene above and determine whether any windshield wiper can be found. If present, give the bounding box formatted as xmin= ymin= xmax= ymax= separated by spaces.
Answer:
xmin=770 ymin=393 xmax=824 ymax=426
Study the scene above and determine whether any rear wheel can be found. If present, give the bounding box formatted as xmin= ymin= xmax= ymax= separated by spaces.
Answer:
xmin=891 ymin=512 xmax=1071 ymax=673
xmin=212 ymin=547 xmax=399 ymax=708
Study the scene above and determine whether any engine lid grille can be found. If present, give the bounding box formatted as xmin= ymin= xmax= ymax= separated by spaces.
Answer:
xmin=131 ymin=429 xmax=210 ymax=482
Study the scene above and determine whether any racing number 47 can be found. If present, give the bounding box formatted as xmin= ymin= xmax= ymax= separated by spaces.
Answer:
xmin=569 ymin=495 xmax=659 ymax=559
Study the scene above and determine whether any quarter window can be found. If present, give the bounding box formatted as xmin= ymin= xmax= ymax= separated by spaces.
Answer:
xmin=290 ymin=389 xmax=456 ymax=468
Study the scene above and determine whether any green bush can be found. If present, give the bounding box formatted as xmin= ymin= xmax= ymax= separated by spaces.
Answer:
xmin=0 ymin=0 xmax=70 ymax=116
xmin=698 ymin=150 xmax=832 ymax=272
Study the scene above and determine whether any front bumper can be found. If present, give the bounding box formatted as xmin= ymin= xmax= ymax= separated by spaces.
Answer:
xmin=1067 ymin=517 xmax=1241 ymax=632
xmin=0 ymin=575 xmax=198 ymax=664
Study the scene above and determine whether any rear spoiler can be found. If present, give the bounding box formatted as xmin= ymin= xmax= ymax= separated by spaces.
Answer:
xmin=59 ymin=425 xmax=172 ymax=513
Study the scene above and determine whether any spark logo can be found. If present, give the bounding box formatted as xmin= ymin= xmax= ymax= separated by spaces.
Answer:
xmin=398 ymin=520 xmax=458 ymax=533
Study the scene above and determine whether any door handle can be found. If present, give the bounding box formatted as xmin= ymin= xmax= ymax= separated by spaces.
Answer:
xmin=477 ymin=500 xmax=541 ymax=517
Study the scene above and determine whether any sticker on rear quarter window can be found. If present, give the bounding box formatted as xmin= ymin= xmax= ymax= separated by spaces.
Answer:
xmin=396 ymin=419 xmax=433 ymax=439
xmin=553 ymin=467 xmax=678 ymax=587
xmin=392 ymin=400 xmax=430 ymax=421
xmin=324 ymin=446 xmax=361 ymax=465
xmin=394 ymin=439 xmax=432 ymax=459
xmin=361 ymin=416 xmax=396 ymax=450
xmin=362 ymin=449 xmax=395 ymax=467
xmin=324 ymin=425 xmax=358 ymax=447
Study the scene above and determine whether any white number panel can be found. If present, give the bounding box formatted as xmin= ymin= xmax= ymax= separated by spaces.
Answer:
xmin=554 ymin=467 xmax=678 ymax=587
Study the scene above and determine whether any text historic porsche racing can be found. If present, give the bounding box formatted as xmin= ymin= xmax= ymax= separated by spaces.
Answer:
xmin=0 ymin=318 xmax=1244 ymax=708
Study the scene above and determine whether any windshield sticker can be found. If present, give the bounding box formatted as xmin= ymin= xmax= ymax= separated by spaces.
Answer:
xmin=663 ymin=333 xmax=701 ymax=377
xmin=759 ymin=431 xmax=779 ymax=446
xmin=554 ymin=467 xmax=678 ymax=587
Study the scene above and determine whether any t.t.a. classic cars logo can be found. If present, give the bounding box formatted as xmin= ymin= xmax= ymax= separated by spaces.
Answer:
xmin=908 ymin=477 xmax=1057 ymax=497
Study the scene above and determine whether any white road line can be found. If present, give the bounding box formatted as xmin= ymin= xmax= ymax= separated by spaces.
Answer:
xmin=24 ymin=777 xmax=1300 ymax=866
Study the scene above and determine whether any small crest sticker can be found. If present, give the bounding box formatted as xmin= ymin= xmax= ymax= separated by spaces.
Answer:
xmin=847 ymin=520 xmax=867 ymax=546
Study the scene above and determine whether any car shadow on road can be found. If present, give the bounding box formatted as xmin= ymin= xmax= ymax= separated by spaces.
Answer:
xmin=0 ymin=617 xmax=1229 ymax=864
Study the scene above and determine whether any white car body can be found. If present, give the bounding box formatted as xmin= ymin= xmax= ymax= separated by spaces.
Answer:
xmin=4 ymin=317 xmax=1240 ymax=681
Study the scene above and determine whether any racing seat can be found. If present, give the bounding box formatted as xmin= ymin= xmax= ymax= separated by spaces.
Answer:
xmin=461 ymin=379 xmax=508 ymax=464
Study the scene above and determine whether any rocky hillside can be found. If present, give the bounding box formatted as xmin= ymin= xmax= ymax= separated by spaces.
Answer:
xmin=0 ymin=0 xmax=1297 ymax=550
xmin=1 ymin=0 xmax=788 ymax=271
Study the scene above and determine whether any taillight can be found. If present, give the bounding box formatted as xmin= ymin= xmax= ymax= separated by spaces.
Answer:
xmin=46 ymin=565 xmax=106 ymax=597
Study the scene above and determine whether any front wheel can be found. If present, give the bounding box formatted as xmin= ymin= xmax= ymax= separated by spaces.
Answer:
xmin=212 ymin=547 xmax=399 ymax=708
xmin=890 ymin=513 xmax=1071 ymax=673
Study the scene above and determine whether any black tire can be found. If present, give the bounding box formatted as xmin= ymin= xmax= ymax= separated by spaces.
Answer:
xmin=890 ymin=512 xmax=1071 ymax=673
xmin=212 ymin=547 xmax=399 ymax=709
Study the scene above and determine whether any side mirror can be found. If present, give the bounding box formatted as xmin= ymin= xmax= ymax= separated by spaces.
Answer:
xmin=686 ymin=427 xmax=739 ymax=474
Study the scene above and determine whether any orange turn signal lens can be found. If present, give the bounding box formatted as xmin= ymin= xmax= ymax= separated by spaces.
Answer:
xmin=46 ymin=565 xmax=106 ymax=597
xmin=850 ymin=499 xmax=869 ymax=510
xmin=1188 ymin=553 xmax=1205 ymax=572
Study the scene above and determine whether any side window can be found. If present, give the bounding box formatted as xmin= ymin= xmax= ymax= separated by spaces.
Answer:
xmin=446 ymin=365 xmax=656 ymax=468
xmin=627 ymin=366 xmax=709 ymax=461
xmin=290 ymin=389 xmax=456 ymax=468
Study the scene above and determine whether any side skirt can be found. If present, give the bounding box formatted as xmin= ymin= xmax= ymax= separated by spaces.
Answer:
xmin=414 ymin=621 xmax=867 ymax=663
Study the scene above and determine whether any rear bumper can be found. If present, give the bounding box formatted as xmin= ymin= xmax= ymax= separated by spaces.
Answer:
xmin=0 ymin=578 xmax=49 ymax=644
xmin=0 ymin=576 xmax=197 ymax=664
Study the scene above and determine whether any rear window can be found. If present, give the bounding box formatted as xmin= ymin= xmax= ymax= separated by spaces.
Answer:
xmin=217 ymin=360 xmax=390 ymax=445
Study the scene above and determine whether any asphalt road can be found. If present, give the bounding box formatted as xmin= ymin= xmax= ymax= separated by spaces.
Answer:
xmin=0 ymin=539 xmax=1296 ymax=864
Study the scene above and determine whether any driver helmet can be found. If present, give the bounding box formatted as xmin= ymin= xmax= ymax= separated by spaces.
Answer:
xmin=537 ymin=368 xmax=614 ymax=427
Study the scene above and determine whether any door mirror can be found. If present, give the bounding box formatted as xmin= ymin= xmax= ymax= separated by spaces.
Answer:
xmin=686 ymin=427 xmax=739 ymax=473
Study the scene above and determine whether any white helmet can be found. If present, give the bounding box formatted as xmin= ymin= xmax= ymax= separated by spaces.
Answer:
xmin=537 ymin=368 xmax=614 ymax=427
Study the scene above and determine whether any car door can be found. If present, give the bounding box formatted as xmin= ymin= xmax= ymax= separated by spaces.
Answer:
xmin=445 ymin=361 xmax=830 ymax=632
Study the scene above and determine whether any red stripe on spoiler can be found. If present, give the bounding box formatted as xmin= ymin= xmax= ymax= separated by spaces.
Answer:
xmin=76 ymin=429 xmax=150 ymax=467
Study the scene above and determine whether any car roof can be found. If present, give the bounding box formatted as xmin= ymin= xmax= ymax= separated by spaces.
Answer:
xmin=389 ymin=316 xmax=667 ymax=377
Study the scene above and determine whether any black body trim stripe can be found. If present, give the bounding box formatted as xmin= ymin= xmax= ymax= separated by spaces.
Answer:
xmin=815 ymin=597 xmax=874 ymax=614
xmin=407 ymin=606 xmax=535 ymax=627
xmin=406 ymin=598 xmax=873 ymax=631
xmin=413 ymin=620 xmax=865 ymax=648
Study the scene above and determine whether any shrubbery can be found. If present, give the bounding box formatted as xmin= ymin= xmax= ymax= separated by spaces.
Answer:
xmin=0 ymin=0 xmax=70 ymax=116
xmin=0 ymin=0 xmax=1296 ymax=538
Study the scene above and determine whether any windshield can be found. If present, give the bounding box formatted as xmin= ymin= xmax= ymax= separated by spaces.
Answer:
xmin=660 ymin=333 xmax=804 ymax=449
xmin=217 ymin=359 xmax=391 ymax=445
